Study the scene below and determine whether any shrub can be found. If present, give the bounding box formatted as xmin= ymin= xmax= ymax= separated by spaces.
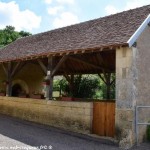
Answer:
xmin=59 ymin=75 xmax=100 ymax=98
xmin=54 ymin=74 xmax=116 ymax=99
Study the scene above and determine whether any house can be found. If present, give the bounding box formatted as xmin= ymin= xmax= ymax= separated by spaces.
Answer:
xmin=0 ymin=5 xmax=150 ymax=149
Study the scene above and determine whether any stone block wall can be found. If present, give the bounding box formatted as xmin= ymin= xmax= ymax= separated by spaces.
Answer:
xmin=116 ymin=26 xmax=150 ymax=148
xmin=116 ymin=47 xmax=135 ymax=149
xmin=134 ymin=26 xmax=150 ymax=142
xmin=0 ymin=96 xmax=93 ymax=134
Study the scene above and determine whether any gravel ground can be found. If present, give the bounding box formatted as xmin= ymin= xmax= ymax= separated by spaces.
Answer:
xmin=0 ymin=114 xmax=149 ymax=150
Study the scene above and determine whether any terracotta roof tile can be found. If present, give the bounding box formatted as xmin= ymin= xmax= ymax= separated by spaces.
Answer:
xmin=0 ymin=5 xmax=150 ymax=62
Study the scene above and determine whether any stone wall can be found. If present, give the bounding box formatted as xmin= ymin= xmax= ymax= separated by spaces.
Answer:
xmin=13 ymin=63 xmax=44 ymax=95
xmin=0 ymin=96 xmax=93 ymax=134
xmin=134 ymin=26 xmax=150 ymax=142
xmin=115 ymin=47 xmax=135 ymax=149
xmin=116 ymin=26 xmax=150 ymax=148
xmin=0 ymin=63 xmax=45 ymax=96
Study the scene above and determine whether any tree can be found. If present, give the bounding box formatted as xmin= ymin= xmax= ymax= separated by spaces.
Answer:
xmin=59 ymin=75 xmax=100 ymax=99
xmin=55 ymin=74 xmax=116 ymax=100
xmin=19 ymin=31 xmax=31 ymax=37
xmin=0 ymin=26 xmax=32 ymax=48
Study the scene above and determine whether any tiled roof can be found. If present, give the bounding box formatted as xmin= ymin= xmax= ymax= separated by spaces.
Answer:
xmin=0 ymin=5 xmax=150 ymax=62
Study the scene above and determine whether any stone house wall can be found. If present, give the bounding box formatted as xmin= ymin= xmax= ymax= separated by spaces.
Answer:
xmin=116 ymin=25 xmax=150 ymax=149
xmin=134 ymin=26 xmax=150 ymax=142
xmin=115 ymin=46 xmax=135 ymax=149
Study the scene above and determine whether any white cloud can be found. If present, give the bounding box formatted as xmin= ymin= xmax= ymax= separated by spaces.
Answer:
xmin=44 ymin=0 xmax=53 ymax=4
xmin=47 ymin=6 xmax=64 ymax=15
xmin=44 ymin=0 xmax=74 ymax=5
xmin=56 ymin=0 xmax=75 ymax=5
xmin=53 ymin=12 xmax=79 ymax=28
xmin=105 ymin=0 xmax=150 ymax=15
xmin=0 ymin=1 xmax=41 ymax=31
xmin=105 ymin=5 xmax=118 ymax=15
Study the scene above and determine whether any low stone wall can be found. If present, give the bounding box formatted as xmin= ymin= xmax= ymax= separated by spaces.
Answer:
xmin=0 ymin=96 xmax=93 ymax=134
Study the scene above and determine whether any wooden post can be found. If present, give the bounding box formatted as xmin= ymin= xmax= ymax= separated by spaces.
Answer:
xmin=37 ymin=59 xmax=47 ymax=75
xmin=70 ymin=74 xmax=74 ymax=96
xmin=105 ymin=73 xmax=111 ymax=100
xmin=49 ymin=75 xmax=53 ymax=99
xmin=6 ymin=62 xmax=12 ymax=96
xmin=2 ymin=62 xmax=25 ymax=97
xmin=46 ymin=57 xmax=53 ymax=100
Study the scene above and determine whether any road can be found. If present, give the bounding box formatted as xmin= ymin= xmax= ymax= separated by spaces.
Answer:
xmin=0 ymin=114 xmax=149 ymax=150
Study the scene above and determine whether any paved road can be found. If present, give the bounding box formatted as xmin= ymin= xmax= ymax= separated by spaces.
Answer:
xmin=131 ymin=143 xmax=150 ymax=150
xmin=0 ymin=115 xmax=149 ymax=150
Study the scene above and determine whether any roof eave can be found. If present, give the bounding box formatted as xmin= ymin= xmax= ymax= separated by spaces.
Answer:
xmin=127 ymin=14 xmax=150 ymax=47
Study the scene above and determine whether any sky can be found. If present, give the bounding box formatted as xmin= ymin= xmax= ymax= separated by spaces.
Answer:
xmin=0 ymin=0 xmax=150 ymax=34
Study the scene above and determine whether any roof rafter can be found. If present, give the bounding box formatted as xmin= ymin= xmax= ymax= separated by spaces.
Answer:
xmin=68 ymin=56 xmax=111 ymax=72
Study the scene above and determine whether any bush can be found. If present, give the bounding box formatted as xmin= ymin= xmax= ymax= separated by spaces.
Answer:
xmin=54 ymin=74 xmax=116 ymax=99
xmin=53 ymin=79 xmax=61 ymax=91
xmin=59 ymin=75 xmax=100 ymax=98
xmin=73 ymin=75 xmax=100 ymax=98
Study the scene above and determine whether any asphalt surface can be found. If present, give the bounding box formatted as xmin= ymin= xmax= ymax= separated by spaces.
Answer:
xmin=0 ymin=114 xmax=149 ymax=150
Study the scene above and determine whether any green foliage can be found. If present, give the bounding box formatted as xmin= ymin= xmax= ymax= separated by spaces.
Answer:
xmin=147 ymin=123 xmax=150 ymax=141
xmin=59 ymin=79 xmax=69 ymax=94
xmin=96 ymin=73 xmax=115 ymax=99
xmin=59 ymin=75 xmax=100 ymax=98
xmin=19 ymin=30 xmax=32 ymax=37
xmin=0 ymin=25 xmax=31 ymax=48
xmin=54 ymin=74 xmax=115 ymax=100
xmin=73 ymin=75 xmax=100 ymax=98
xmin=53 ymin=79 xmax=61 ymax=91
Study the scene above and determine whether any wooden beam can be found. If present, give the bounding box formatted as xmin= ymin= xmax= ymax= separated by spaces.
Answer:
xmin=37 ymin=59 xmax=47 ymax=75
xmin=1 ymin=64 xmax=7 ymax=75
xmin=82 ymin=50 xmax=85 ymax=53
xmin=98 ymin=53 xmax=105 ymax=64
xmin=98 ymin=73 xmax=106 ymax=84
xmin=99 ymin=72 xmax=115 ymax=100
xmin=74 ymin=51 xmax=78 ymax=54
xmin=64 ymin=74 xmax=71 ymax=83
xmin=96 ymin=53 xmax=108 ymax=72
xmin=110 ymin=79 xmax=115 ymax=86
xmin=11 ymin=62 xmax=21 ymax=78
xmin=13 ymin=62 xmax=26 ymax=77
xmin=69 ymin=56 xmax=111 ymax=72
xmin=51 ymin=55 xmax=68 ymax=77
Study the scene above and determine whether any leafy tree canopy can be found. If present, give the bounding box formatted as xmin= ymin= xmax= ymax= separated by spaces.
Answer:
xmin=0 ymin=25 xmax=31 ymax=48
